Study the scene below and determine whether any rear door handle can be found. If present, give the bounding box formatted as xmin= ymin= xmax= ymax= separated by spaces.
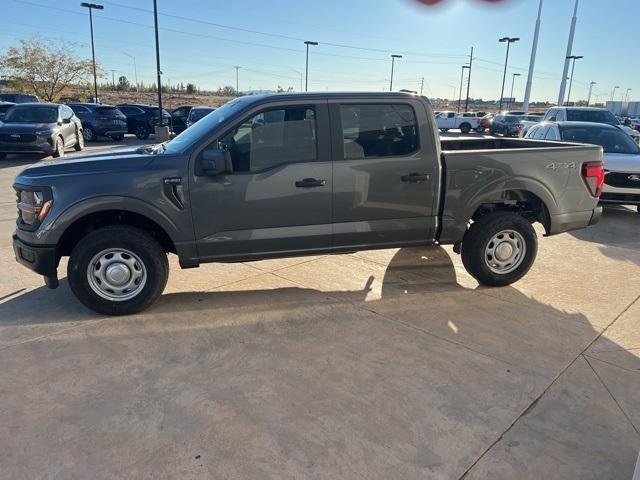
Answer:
xmin=401 ymin=173 xmax=430 ymax=183
xmin=296 ymin=178 xmax=326 ymax=188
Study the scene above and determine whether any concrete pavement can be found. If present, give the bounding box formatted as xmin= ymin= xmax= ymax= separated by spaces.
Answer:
xmin=0 ymin=139 xmax=638 ymax=479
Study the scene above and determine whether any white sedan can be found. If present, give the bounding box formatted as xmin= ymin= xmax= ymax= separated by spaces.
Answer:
xmin=526 ymin=121 xmax=640 ymax=212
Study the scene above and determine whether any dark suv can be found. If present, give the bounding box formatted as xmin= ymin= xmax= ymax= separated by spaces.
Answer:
xmin=0 ymin=92 xmax=40 ymax=103
xmin=0 ymin=103 xmax=83 ymax=158
xmin=68 ymin=103 xmax=128 ymax=142
xmin=116 ymin=104 xmax=172 ymax=139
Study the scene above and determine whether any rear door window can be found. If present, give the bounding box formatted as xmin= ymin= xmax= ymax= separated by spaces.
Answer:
xmin=338 ymin=104 xmax=419 ymax=159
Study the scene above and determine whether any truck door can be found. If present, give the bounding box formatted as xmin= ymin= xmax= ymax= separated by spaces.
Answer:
xmin=329 ymin=100 xmax=438 ymax=248
xmin=189 ymin=101 xmax=333 ymax=260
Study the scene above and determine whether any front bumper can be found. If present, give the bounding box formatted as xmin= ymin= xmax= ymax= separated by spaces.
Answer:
xmin=13 ymin=234 xmax=59 ymax=287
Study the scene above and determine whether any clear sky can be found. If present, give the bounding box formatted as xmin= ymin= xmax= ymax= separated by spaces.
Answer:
xmin=1 ymin=0 xmax=637 ymax=103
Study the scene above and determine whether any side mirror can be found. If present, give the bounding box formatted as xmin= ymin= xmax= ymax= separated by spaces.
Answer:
xmin=197 ymin=149 xmax=233 ymax=176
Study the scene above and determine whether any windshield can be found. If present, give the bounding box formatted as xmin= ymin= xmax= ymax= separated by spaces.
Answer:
xmin=561 ymin=126 xmax=640 ymax=154
xmin=163 ymin=98 xmax=249 ymax=154
xmin=189 ymin=108 xmax=215 ymax=122
xmin=566 ymin=109 xmax=619 ymax=125
xmin=3 ymin=105 xmax=58 ymax=123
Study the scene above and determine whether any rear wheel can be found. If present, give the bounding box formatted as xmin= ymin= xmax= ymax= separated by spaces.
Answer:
xmin=135 ymin=124 xmax=150 ymax=140
xmin=67 ymin=226 xmax=169 ymax=315
xmin=460 ymin=123 xmax=471 ymax=134
xmin=83 ymin=126 xmax=96 ymax=142
xmin=74 ymin=130 xmax=84 ymax=151
xmin=52 ymin=136 xmax=64 ymax=158
xmin=461 ymin=212 xmax=537 ymax=286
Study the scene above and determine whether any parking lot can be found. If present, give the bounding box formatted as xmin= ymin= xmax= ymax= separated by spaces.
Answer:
xmin=0 ymin=134 xmax=639 ymax=479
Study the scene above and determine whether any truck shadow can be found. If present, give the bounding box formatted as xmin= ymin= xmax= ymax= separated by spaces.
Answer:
xmin=570 ymin=205 xmax=640 ymax=266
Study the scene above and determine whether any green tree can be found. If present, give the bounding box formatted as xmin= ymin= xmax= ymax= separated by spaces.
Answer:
xmin=0 ymin=37 xmax=96 ymax=102
xmin=186 ymin=83 xmax=196 ymax=94
xmin=117 ymin=75 xmax=130 ymax=91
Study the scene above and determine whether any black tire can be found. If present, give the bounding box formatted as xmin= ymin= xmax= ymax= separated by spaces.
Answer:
xmin=67 ymin=226 xmax=169 ymax=315
xmin=111 ymin=134 xmax=125 ymax=141
xmin=74 ymin=130 xmax=84 ymax=151
xmin=461 ymin=212 xmax=538 ymax=287
xmin=135 ymin=124 xmax=150 ymax=140
xmin=460 ymin=123 xmax=471 ymax=134
xmin=52 ymin=136 xmax=64 ymax=158
xmin=83 ymin=126 xmax=96 ymax=142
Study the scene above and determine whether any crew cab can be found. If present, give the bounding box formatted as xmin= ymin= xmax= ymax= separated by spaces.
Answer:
xmin=435 ymin=111 xmax=479 ymax=134
xmin=12 ymin=93 xmax=604 ymax=315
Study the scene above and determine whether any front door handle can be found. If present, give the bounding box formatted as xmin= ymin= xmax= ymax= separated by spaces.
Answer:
xmin=296 ymin=178 xmax=326 ymax=188
xmin=401 ymin=173 xmax=430 ymax=183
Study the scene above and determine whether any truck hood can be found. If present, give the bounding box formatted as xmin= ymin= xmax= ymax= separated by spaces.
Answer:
xmin=603 ymin=152 xmax=640 ymax=173
xmin=0 ymin=122 xmax=56 ymax=133
xmin=15 ymin=148 xmax=157 ymax=183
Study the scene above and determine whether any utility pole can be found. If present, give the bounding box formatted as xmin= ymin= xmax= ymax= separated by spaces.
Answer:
xmin=523 ymin=0 xmax=543 ymax=113
xmin=509 ymin=73 xmax=521 ymax=109
xmin=80 ymin=2 xmax=104 ymax=103
xmin=464 ymin=46 xmax=473 ymax=112
xmin=152 ymin=0 xmax=166 ymax=138
xmin=498 ymin=37 xmax=520 ymax=111
xmin=458 ymin=65 xmax=469 ymax=113
xmin=565 ymin=55 xmax=583 ymax=105
xmin=587 ymin=81 xmax=596 ymax=106
xmin=557 ymin=0 xmax=579 ymax=105
xmin=304 ymin=41 xmax=318 ymax=92
xmin=625 ymin=88 xmax=632 ymax=102
xmin=390 ymin=54 xmax=402 ymax=92
xmin=233 ymin=66 xmax=241 ymax=96
xmin=124 ymin=53 xmax=138 ymax=92
xmin=420 ymin=77 xmax=424 ymax=96
xmin=110 ymin=69 xmax=115 ymax=87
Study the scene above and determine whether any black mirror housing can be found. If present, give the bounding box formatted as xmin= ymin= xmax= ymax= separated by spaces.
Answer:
xmin=197 ymin=149 xmax=233 ymax=176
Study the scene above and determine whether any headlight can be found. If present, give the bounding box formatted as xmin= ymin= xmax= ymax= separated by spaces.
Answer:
xmin=15 ymin=187 xmax=53 ymax=228
xmin=35 ymin=130 xmax=53 ymax=136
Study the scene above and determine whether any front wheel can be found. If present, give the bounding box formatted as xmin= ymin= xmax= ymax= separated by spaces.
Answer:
xmin=461 ymin=212 xmax=538 ymax=286
xmin=74 ymin=130 xmax=84 ymax=151
xmin=67 ymin=226 xmax=169 ymax=315
xmin=52 ymin=136 xmax=64 ymax=158
xmin=135 ymin=124 xmax=150 ymax=140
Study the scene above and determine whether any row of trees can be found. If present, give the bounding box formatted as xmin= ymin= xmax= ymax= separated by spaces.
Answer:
xmin=0 ymin=37 xmax=242 ymax=101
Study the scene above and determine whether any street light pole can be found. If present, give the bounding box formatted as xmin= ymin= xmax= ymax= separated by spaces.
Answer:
xmin=586 ymin=81 xmax=596 ymax=106
xmin=233 ymin=66 xmax=241 ymax=96
xmin=565 ymin=55 xmax=583 ymax=105
xmin=124 ymin=53 xmax=138 ymax=92
xmin=80 ymin=2 xmax=103 ymax=103
xmin=498 ymin=37 xmax=520 ymax=111
xmin=458 ymin=65 xmax=469 ymax=113
xmin=625 ymin=88 xmax=632 ymax=102
xmin=390 ymin=54 xmax=402 ymax=92
xmin=523 ymin=0 xmax=543 ymax=113
xmin=611 ymin=86 xmax=620 ymax=101
xmin=304 ymin=41 xmax=318 ymax=92
xmin=464 ymin=46 xmax=474 ymax=113
xmin=152 ymin=0 xmax=164 ymax=129
xmin=558 ymin=0 xmax=580 ymax=105
xmin=509 ymin=73 xmax=521 ymax=110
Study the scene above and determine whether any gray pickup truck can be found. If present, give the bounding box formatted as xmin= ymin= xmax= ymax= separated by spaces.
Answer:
xmin=12 ymin=92 xmax=604 ymax=315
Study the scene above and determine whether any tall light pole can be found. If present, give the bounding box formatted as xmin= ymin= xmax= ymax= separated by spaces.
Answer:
xmin=124 ymin=53 xmax=138 ymax=92
xmin=389 ymin=54 xmax=402 ymax=92
xmin=304 ymin=41 xmax=318 ymax=92
xmin=458 ymin=65 xmax=469 ymax=113
xmin=565 ymin=55 xmax=583 ymax=105
xmin=586 ymin=81 xmax=596 ymax=106
xmin=80 ymin=2 xmax=103 ymax=103
xmin=152 ymin=0 xmax=163 ymax=129
xmin=498 ymin=37 xmax=520 ymax=111
xmin=509 ymin=73 xmax=521 ymax=109
xmin=464 ymin=46 xmax=474 ymax=112
xmin=233 ymin=66 xmax=241 ymax=96
xmin=557 ymin=0 xmax=580 ymax=105
xmin=625 ymin=88 xmax=632 ymax=102
xmin=523 ymin=0 xmax=543 ymax=113
xmin=611 ymin=85 xmax=620 ymax=101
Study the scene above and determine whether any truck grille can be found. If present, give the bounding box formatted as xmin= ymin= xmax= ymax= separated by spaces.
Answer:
xmin=0 ymin=133 xmax=37 ymax=143
xmin=604 ymin=172 xmax=640 ymax=189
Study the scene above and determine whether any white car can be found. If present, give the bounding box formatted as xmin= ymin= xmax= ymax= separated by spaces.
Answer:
xmin=435 ymin=111 xmax=479 ymax=134
xmin=526 ymin=121 xmax=640 ymax=212
xmin=542 ymin=106 xmax=640 ymax=143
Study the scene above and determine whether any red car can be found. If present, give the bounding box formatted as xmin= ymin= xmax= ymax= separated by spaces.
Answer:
xmin=478 ymin=113 xmax=495 ymax=132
